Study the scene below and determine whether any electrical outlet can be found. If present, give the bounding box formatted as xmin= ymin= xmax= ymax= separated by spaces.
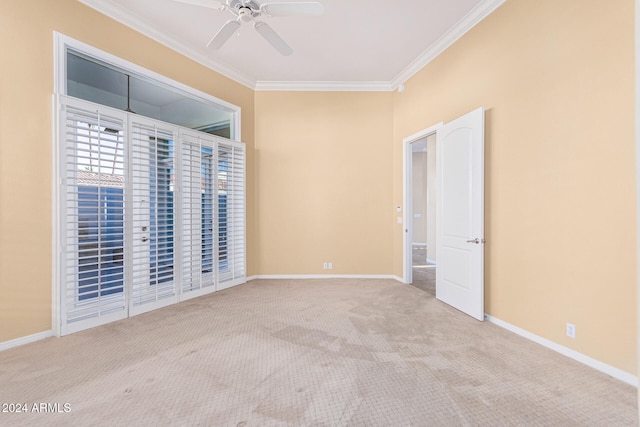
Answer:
xmin=328 ymin=262 xmax=333 ymax=270
xmin=323 ymin=262 xmax=328 ymax=270
xmin=566 ymin=323 xmax=576 ymax=339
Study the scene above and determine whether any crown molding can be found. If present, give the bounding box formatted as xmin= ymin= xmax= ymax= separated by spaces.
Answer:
xmin=254 ymin=81 xmax=393 ymax=92
xmin=390 ymin=0 xmax=506 ymax=90
xmin=78 ymin=0 xmax=504 ymax=93
xmin=77 ymin=0 xmax=256 ymax=89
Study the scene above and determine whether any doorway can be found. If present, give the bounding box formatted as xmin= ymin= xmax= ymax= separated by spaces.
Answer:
xmin=410 ymin=135 xmax=436 ymax=295
xmin=403 ymin=108 xmax=485 ymax=320
xmin=402 ymin=123 xmax=441 ymax=285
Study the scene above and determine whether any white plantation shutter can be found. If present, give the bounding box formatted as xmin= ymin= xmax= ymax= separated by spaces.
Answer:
xmin=180 ymin=130 xmax=218 ymax=298
xmin=130 ymin=117 xmax=178 ymax=314
xmin=217 ymin=140 xmax=246 ymax=288
xmin=59 ymin=96 xmax=128 ymax=334
xmin=180 ymin=132 xmax=246 ymax=295
xmin=57 ymin=95 xmax=245 ymax=335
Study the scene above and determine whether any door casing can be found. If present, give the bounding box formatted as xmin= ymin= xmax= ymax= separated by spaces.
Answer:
xmin=402 ymin=123 xmax=442 ymax=284
xmin=402 ymin=109 xmax=484 ymax=321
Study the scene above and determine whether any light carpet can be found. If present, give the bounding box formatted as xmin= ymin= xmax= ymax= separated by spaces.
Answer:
xmin=0 ymin=278 xmax=636 ymax=426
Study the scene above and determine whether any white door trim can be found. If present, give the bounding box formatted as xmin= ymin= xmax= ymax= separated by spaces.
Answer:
xmin=402 ymin=123 xmax=443 ymax=284
xmin=51 ymin=94 xmax=61 ymax=337
xmin=634 ymin=0 xmax=640 ymax=396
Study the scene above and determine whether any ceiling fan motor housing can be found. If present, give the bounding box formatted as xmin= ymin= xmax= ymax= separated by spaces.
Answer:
xmin=239 ymin=8 xmax=254 ymax=22
xmin=229 ymin=0 xmax=261 ymax=20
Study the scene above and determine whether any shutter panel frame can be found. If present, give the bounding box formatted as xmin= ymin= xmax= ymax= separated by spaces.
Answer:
xmin=59 ymin=96 xmax=128 ymax=335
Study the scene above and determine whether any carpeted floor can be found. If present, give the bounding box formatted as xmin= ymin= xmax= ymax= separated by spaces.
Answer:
xmin=0 ymin=278 xmax=637 ymax=426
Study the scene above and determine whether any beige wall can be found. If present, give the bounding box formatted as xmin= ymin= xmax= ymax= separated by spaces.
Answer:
xmin=392 ymin=0 xmax=636 ymax=373
xmin=0 ymin=0 xmax=255 ymax=342
xmin=254 ymin=91 xmax=394 ymax=275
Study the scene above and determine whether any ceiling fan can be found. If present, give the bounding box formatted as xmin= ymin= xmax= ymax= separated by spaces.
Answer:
xmin=172 ymin=0 xmax=324 ymax=56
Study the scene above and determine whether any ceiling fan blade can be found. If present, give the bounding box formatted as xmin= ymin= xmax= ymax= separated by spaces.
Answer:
xmin=207 ymin=20 xmax=241 ymax=49
xmin=171 ymin=0 xmax=224 ymax=9
xmin=253 ymin=21 xmax=293 ymax=56
xmin=261 ymin=2 xmax=324 ymax=17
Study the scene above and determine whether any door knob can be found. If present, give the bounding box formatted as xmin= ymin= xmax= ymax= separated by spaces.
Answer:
xmin=466 ymin=238 xmax=485 ymax=244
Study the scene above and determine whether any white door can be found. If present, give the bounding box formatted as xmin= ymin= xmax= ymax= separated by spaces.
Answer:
xmin=436 ymin=107 xmax=485 ymax=320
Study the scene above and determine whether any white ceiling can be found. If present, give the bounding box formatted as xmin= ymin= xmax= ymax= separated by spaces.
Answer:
xmin=79 ymin=0 xmax=504 ymax=91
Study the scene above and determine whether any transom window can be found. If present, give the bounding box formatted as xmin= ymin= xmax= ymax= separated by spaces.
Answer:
xmin=57 ymin=33 xmax=240 ymax=140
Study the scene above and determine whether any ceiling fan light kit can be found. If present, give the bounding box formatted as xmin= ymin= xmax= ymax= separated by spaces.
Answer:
xmin=174 ymin=0 xmax=324 ymax=55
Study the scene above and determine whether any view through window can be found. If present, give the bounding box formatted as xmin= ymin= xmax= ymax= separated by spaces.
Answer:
xmin=66 ymin=50 xmax=236 ymax=139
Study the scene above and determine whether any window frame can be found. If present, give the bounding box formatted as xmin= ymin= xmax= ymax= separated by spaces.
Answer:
xmin=52 ymin=33 xmax=244 ymax=336
xmin=54 ymin=33 xmax=241 ymax=141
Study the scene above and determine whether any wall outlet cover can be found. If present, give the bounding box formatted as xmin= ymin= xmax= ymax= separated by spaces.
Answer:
xmin=566 ymin=323 xmax=576 ymax=339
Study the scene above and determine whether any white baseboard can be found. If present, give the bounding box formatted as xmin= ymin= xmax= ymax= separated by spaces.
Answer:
xmin=248 ymin=274 xmax=407 ymax=284
xmin=485 ymin=315 xmax=638 ymax=387
xmin=248 ymin=274 xmax=398 ymax=281
xmin=0 ymin=330 xmax=54 ymax=352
